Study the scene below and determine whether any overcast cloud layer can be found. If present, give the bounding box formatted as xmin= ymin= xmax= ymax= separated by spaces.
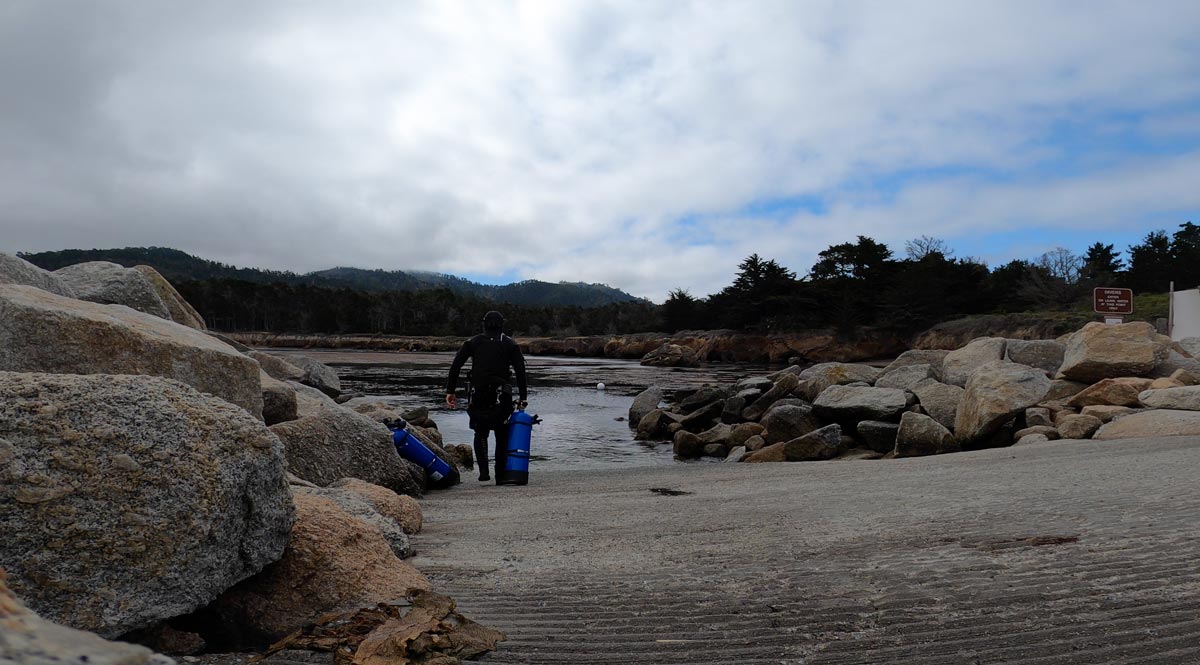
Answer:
xmin=2 ymin=1 xmax=1199 ymax=300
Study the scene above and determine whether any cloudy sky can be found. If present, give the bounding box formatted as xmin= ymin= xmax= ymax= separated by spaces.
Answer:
xmin=2 ymin=1 xmax=1198 ymax=301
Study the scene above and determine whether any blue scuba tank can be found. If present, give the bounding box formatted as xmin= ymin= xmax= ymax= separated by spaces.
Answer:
xmin=501 ymin=409 xmax=540 ymax=486
xmin=389 ymin=420 xmax=459 ymax=489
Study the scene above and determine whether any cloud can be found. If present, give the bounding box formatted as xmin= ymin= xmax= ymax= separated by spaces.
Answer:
xmin=1 ymin=0 xmax=1198 ymax=301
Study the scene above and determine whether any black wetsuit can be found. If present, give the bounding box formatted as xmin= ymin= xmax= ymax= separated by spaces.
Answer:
xmin=446 ymin=332 xmax=528 ymax=481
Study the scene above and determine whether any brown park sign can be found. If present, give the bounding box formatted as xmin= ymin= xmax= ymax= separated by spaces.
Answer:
xmin=1094 ymin=287 xmax=1133 ymax=315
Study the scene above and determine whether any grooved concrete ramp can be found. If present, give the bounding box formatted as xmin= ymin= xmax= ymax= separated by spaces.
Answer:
xmin=413 ymin=437 xmax=1200 ymax=664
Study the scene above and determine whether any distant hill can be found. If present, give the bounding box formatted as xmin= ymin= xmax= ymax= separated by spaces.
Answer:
xmin=19 ymin=247 xmax=646 ymax=308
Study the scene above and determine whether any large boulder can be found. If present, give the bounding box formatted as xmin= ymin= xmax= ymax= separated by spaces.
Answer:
xmin=249 ymin=351 xmax=306 ymax=382
xmin=1139 ymin=385 xmax=1200 ymax=411
xmin=269 ymin=405 xmax=424 ymax=497
xmin=728 ymin=422 xmax=765 ymax=447
xmin=760 ymin=404 xmax=821 ymax=445
xmin=0 ymin=571 xmax=173 ymax=665
xmin=0 ymin=372 xmax=293 ymax=638
xmin=672 ymin=430 xmax=705 ymax=458
xmin=293 ymin=486 xmax=412 ymax=559
xmin=954 ymin=361 xmax=1051 ymax=444
xmin=894 ymin=411 xmax=960 ymax=457
xmin=1057 ymin=322 xmax=1169 ymax=382
xmin=640 ymin=343 xmax=701 ymax=367
xmin=210 ymin=492 xmax=431 ymax=642
xmin=259 ymin=371 xmax=298 ymax=426
xmin=856 ymin=420 xmax=900 ymax=453
xmin=330 ymin=478 xmax=423 ymax=535
xmin=277 ymin=354 xmax=343 ymax=398
xmin=812 ymin=385 xmax=909 ymax=423
xmin=796 ymin=362 xmax=880 ymax=401
xmin=1004 ymin=339 xmax=1065 ymax=376
xmin=628 ymin=385 xmax=664 ymax=427
xmin=54 ymin=261 xmax=172 ymax=320
xmin=1066 ymin=377 xmax=1154 ymax=408
xmin=878 ymin=350 xmax=949 ymax=380
xmin=131 ymin=266 xmax=206 ymax=330
xmin=782 ymin=424 xmax=843 ymax=461
xmin=635 ymin=409 xmax=681 ymax=441
xmin=874 ymin=364 xmax=936 ymax=390
xmin=290 ymin=381 xmax=341 ymax=418
xmin=741 ymin=373 xmax=801 ymax=421
xmin=0 ymin=285 xmax=264 ymax=418
xmin=910 ymin=379 xmax=964 ymax=431
xmin=0 ymin=252 xmax=76 ymax=298
xmin=1056 ymin=414 xmax=1102 ymax=440
xmin=1094 ymin=410 xmax=1200 ymax=439
xmin=941 ymin=337 xmax=1007 ymax=387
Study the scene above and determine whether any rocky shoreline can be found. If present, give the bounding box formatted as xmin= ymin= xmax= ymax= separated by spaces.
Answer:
xmin=226 ymin=327 xmax=911 ymax=365
xmin=631 ymin=321 xmax=1200 ymax=463
xmin=5 ymin=250 xmax=1198 ymax=664
xmin=0 ymin=254 xmax=498 ymax=664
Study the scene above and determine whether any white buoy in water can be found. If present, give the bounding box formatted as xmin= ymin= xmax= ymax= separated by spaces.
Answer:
xmin=596 ymin=382 xmax=606 ymax=390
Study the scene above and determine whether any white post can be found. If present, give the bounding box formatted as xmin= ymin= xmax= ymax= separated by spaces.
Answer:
xmin=1169 ymin=281 xmax=1175 ymax=338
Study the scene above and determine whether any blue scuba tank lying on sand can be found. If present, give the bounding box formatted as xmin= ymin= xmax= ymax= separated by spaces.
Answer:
xmin=388 ymin=420 xmax=459 ymax=489
xmin=500 ymin=409 xmax=541 ymax=486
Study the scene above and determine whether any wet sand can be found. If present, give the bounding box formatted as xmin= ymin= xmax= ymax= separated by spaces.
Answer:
xmin=412 ymin=435 xmax=1200 ymax=664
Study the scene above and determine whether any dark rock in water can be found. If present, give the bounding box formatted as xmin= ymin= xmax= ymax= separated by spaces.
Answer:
xmin=629 ymin=385 xmax=664 ymax=427
xmin=857 ymin=420 xmax=900 ymax=453
xmin=783 ymin=424 xmax=843 ymax=461
xmin=735 ymin=387 xmax=763 ymax=403
xmin=0 ymin=372 xmax=292 ymax=639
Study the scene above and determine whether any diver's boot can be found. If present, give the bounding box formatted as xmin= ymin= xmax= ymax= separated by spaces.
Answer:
xmin=473 ymin=433 xmax=490 ymax=482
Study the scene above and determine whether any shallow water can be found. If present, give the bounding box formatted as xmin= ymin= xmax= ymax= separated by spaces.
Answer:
xmin=270 ymin=349 xmax=782 ymax=470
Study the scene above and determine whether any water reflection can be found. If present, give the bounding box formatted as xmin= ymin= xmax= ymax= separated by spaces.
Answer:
xmin=270 ymin=350 xmax=781 ymax=470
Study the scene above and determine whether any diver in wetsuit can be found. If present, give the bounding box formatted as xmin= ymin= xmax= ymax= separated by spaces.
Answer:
xmin=445 ymin=311 xmax=528 ymax=483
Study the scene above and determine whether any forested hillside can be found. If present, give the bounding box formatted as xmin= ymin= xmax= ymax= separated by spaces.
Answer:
xmin=19 ymin=222 xmax=1192 ymax=337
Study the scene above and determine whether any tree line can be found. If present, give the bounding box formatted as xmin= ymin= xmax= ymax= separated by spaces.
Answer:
xmin=20 ymin=222 xmax=1195 ymax=336
xmin=660 ymin=221 xmax=1198 ymax=334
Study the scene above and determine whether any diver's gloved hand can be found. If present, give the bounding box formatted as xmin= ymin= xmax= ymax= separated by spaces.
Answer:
xmin=517 ymin=400 xmax=528 ymax=410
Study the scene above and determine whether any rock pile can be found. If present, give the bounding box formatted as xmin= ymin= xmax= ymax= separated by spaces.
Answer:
xmin=0 ymin=252 xmax=495 ymax=662
xmin=634 ymin=321 xmax=1200 ymax=462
